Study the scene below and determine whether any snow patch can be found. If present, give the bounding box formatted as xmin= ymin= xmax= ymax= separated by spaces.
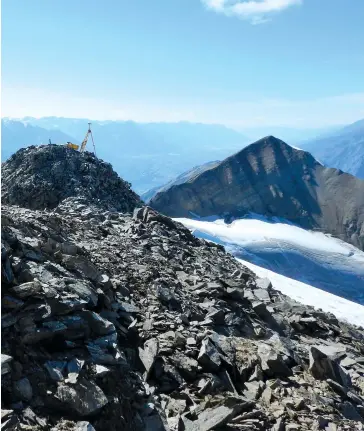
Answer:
xmin=176 ymin=216 xmax=362 ymax=257
xmin=237 ymin=258 xmax=364 ymax=328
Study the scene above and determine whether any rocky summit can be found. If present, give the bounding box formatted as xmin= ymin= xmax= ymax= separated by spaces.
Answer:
xmin=1 ymin=145 xmax=141 ymax=212
xmin=1 ymin=146 xmax=364 ymax=431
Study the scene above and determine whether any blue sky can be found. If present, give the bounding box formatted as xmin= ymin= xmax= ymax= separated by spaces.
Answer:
xmin=2 ymin=0 xmax=364 ymax=127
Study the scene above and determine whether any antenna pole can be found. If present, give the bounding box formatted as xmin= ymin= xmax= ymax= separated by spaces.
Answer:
xmin=90 ymin=131 xmax=97 ymax=157
xmin=88 ymin=123 xmax=97 ymax=157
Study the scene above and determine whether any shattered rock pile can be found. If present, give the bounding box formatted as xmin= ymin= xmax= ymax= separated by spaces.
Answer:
xmin=1 ymin=145 xmax=141 ymax=212
xmin=1 ymin=147 xmax=364 ymax=430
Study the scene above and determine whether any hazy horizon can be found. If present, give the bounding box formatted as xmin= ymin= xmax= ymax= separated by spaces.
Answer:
xmin=2 ymin=0 xmax=364 ymax=128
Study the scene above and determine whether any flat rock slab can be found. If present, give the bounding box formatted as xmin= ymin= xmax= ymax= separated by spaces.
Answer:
xmin=139 ymin=338 xmax=159 ymax=378
xmin=185 ymin=403 xmax=242 ymax=431
xmin=255 ymin=278 xmax=272 ymax=290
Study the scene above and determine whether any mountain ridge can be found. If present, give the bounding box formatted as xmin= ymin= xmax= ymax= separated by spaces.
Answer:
xmin=300 ymin=118 xmax=364 ymax=179
xmin=150 ymin=136 xmax=364 ymax=250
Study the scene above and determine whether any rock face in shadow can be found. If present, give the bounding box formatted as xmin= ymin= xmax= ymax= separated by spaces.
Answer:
xmin=150 ymin=136 xmax=364 ymax=250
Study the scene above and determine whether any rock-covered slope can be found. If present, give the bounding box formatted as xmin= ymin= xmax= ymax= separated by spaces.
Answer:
xmin=150 ymin=136 xmax=364 ymax=250
xmin=2 ymin=145 xmax=364 ymax=430
xmin=1 ymin=145 xmax=142 ymax=212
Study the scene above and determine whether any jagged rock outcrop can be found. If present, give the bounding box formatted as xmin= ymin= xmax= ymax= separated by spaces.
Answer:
xmin=1 ymin=145 xmax=142 ymax=212
xmin=149 ymin=136 xmax=364 ymax=250
xmin=2 ymin=146 xmax=364 ymax=430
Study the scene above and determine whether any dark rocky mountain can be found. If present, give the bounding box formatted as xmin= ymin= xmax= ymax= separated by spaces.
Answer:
xmin=2 ymin=145 xmax=364 ymax=430
xmin=300 ymin=119 xmax=364 ymax=179
xmin=150 ymin=136 xmax=364 ymax=250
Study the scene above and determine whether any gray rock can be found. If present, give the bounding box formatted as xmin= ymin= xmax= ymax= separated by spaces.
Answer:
xmin=56 ymin=379 xmax=108 ymax=416
xmin=139 ymin=338 xmax=159 ymax=378
xmin=340 ymin=356 xmax=357 ymax=368
xmin=165 ymin=397 xmax=187 ymax=416
xmin=80 ymin=310 xmax=115 ymax=335
xmin=339 ymin=401 xmax=362 ymax=420
xmin=197 ymin=338 xmax=221 ymax=372
xmin=1 ymin=410 xmax=14 ymax=421
xmin=346 ymin=390 xmax=364 ymax=405
xmin=255 ymin=278 xmax=272 ymax=290
xmin=44 ymin=361 xmax=67 ymax=381
xmin=95 ymin=365 xmax=110 ymax=377
xmin=186 ymin=337 xmax=196 ymax=347
xmin=171 ymin=352 xmax=198 ymax=380
xmin=184 ymin=403 xmax=243 ymax=431
xmin=1 ymin=354 xmax=13 ymax=375
xmin=66 ymin=281 xmax=98 ymax=307
xmin=11 ymin=281 xmax=41 ymax=298
xmin=254 ymin=289 xmax=271 ymax=302
xmin=258 ymin=344 xmax=292 ymax=378
xmin=253 ymin=301 xmax=282 ymax=333
xmin=66 ymin=358 xmax=85 ymax=383
xmin=13 ymin=377 xmax=33 ymax=401
xmin=75 ymin=422 xmax=96 ymax=431
xmin=243 ymin=381 xmax=265 ymax=400
xmin=205 ymin=308 xmax=225 ymax=324
xmin=326 ymin=378 xmax=347 ymax=397
xmin=261 ymin=387 xmax=273 ymax=406
xmin=309 ymin=346 xmax=350 ymax=386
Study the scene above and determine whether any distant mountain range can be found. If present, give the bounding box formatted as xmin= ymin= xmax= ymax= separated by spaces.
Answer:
xmin=300 ymin=119 xmax=364 ymax=179
xmin=2 ymin=116 xmax=363 ymax=193
xmin=150 ymin=136 xmax=364 ymax=251
xmin=241 ymin=125 xmax=342 ymax=144
xmin=1 ymin=119 xmax=78 ymax=160
xmin=1 ymin=117 xmax=249 ymax=193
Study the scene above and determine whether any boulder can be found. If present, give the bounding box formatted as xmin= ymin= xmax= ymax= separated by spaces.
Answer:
xmin=13 ymin=377 xmax=33 ymax=401
xmin=309 ymin=346 xmax=350 ymax=386
xmin=258 ymin=345 xmax=292 ymax=378
xmin=56 ymin=379 xmax=108 ymax=416
xmin=197 ymin=338 xmax=221 ymax=372
xmin=139 ymin=338 xmax=159 ymax=378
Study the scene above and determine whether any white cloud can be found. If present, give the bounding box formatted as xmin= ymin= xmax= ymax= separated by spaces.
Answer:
xmin=202 ymin=0 xmax=302 ymax=23
xmin=2 ymin=85 xmax=364 ymax=129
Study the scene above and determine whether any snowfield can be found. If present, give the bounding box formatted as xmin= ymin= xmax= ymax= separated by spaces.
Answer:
xmin=237 ymin=259 xmax=364 ymax=328
xmin=175 ymin=215 xmax=364 ymax=326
